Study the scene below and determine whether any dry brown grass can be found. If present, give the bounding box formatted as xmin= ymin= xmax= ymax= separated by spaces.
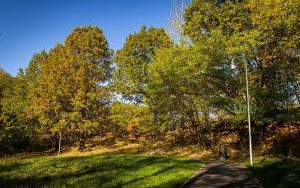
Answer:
xmin=4 ymin=124 xmax=299 ymax=160
xmin=53 ymin=132 xmax=212 ymax=159
xmin=60 ymin=139 xmax=213 ymax=159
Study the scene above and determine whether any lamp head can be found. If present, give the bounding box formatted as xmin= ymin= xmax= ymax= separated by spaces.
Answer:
xmin=231 ymin=59 xmax=236 ymax=69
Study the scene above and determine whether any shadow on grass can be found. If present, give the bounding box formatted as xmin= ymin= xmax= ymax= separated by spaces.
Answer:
xmin=0 ymin=163 xmax=27 ymax=174
xmin=0 ymin=157 xmax=115 ymax=187
xmin=249 ymin=159 xmax=300 ymax=188
xmin=0 ymin=154 xmax=201 ymax=188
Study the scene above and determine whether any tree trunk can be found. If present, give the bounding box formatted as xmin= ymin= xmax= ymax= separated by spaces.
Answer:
xmin=57 ymin=132 xmax=62 ymax=156
xmin=192 ymin=120 xmax=205 ymax=149
xmin=287 ymin=123 xmax=293 ymax=157
xmin=78 ymin=133 xmax=86 ymax=150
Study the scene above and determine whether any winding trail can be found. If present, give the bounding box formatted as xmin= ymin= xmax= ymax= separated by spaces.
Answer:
xmin=181 ymin=160 xmax=262 ymax=188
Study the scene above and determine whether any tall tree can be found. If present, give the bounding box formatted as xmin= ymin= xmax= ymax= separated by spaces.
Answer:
xmin=167 ymin=0 xmax=189 ymax=46
xmin=147 ymin=46 xmax=213 ymax=148
xmin=30 ymin=26 xmax=112 ymax=152
xmin=0 ymin=52 xmax=47 ymax=153
xmin=245 ymin=0 xmax=300 ymax=119
xmin=113 ymin=26 xmax=173 ymax=103
xmin=1 ymin=71 xmax=33 ymax=153
xmin=0 ymin=69 xmax=14 ymax=153
xmin=182 ymin=0 xmax=300 ymax=147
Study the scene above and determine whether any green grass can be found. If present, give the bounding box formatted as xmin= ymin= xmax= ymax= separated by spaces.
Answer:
xmin=245 ymin=157 xmax=300 ymax=188
xmin=0 ymin=154 xmax=202 ymax=188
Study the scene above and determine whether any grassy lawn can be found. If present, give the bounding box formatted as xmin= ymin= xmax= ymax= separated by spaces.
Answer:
xmin=0 ymin=154 xmax=202 ymax=188
xmin=246 ymin=157 xmax=300 ymax=188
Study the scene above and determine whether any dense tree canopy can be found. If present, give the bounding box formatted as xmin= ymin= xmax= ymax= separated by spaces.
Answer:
xmin=113 ymin=26 xmax=173 ymax=103
xmin=0 ymin=0 xmax=299 ymax=156
xmin=29 ymin=26 xmax=112 ymax=150
xmin=0 ymin=69 xmax=13 ymax=99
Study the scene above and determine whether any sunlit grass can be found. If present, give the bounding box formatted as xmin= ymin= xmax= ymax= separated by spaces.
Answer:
xmin=0 ymin=154 xmax=202 ymax=188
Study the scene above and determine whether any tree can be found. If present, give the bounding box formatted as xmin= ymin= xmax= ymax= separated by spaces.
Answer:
xmin=0 ymin=69 xmax=13 ymax=99
xmin=167 ymin=0 xmax=189 ymax=46
xmin=147 ymin=46 xmax=213 ymax=148
xmin=245 ymin=0 xmax=300 ymax=153
xmin=113 ymin=26 xmax=173 ymax=103
xmin=30 ymin=26 xmax=112 ymax=153
xmin=0 ymin=52 xmax=48 ymax=154
xmin=0 ymin=69 xmax=14 ymax=153
xmin=1 ymin=71 xmax=33 ymax=153
xmin=245 ymin=0 xmax=300 ymax=119
xmin=182 ymin=0 xmax=300 ymax=150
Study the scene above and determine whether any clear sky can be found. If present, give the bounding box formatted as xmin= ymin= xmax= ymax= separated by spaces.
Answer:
xmin=0 ymin=0 xmax=185 ymax=76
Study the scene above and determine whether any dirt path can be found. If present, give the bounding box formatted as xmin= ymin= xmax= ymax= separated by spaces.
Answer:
xmin=181 ymin=160 xmax=262 ymax=188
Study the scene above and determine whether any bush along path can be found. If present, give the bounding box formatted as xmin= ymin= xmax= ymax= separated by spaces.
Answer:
xmin=181 ymin=160 xmax=262 ymax=188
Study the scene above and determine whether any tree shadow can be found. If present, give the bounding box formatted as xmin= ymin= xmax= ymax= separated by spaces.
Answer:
xmin=0 ymin=154 xmax=201 ymax=188
xmin=248 ymin=159 xmax=300 ymax=188
xmin=0 ymin=157 xmax=116 ymax=187
xmin=0 ymin=163 xmax=27 ymax=174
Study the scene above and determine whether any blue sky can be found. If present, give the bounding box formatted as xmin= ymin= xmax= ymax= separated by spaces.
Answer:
xmin=0 ymin=0 xmax=187 ymax=76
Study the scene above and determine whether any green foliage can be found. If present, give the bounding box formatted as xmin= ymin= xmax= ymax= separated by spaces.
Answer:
xmin=182 ymin=1 xmax=251 ymax=123
xmin=0 ymin=52 xmax=48 ymax=153
xmin=184 ymin=0 xmax=254 ymax=53
xmin=183 ymin=0 xmax=300 ymax=125
xmin=0 ymin=69 xmax=13 ymax=99
xmin=30 ymin=26 xmax=112 ymax=147
xmin=147 ymin=46 xmax=216 ymax=147
xmin=109 ymin=102 xmax=153 ymax=136
xmin=0 ymin=0 xmax=299 ymax=155
xmin=113 ymin=26 xmax=173 ymax=103
xmin=148 ymin=46 xmax=204 ymax=127
xmin=245 ymin=0 xmax=300 ymax=121
xmin=0 ymin=69 xmax=13 ymax=116
xmin=0 ymin=154 xmax=202 ymax=187
xmin=65 ymin=26 xmax=112 ymax=78
xmin=0 ymin=71 xmax=33 ymax=153
xmin=0 ymin=70 xmax=14 ymax=153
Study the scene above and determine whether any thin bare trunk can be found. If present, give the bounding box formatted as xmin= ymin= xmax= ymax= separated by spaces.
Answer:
xmin=57 ymin=132 xmax=62 ymax=156
xmin=190 ymin=107 xmax=206 ymax=149
xmin=287 ymin=123 xmax=293 ymax=157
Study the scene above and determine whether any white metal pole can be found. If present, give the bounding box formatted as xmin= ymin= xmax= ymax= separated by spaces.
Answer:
xmin=244 ymin=60 xmax=253 ymax=166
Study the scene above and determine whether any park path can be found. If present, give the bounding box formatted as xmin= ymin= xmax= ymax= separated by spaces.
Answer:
xmin=181 ymin=160 xmax=262 ymax=188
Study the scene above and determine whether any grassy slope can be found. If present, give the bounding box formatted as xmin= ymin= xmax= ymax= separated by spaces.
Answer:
xmin=244 ymin=157 xmax=300 ymax=188
xmin=0 ymin=154 xmax=202 ymax=188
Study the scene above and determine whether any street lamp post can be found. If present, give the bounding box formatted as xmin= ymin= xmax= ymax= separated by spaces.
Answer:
xmin=231 ymin=55 xmax=253 ymax=166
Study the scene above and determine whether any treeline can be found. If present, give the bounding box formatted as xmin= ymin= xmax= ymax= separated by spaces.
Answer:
xmin=0 ymin=0 xmax=299 ymax=155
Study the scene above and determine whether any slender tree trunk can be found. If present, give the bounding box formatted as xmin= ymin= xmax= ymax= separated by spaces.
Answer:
xmin=203 ymin=111 xmax=213 ymax=148
xmin=238 ymin=127 xmax=245 ymax=151
xmin=65 ymin=133 xmax=68 ymax=144
xmin=240 ymin=138 xmax=244 ymax=152
xmin=192 ymin=106 xmax=207 ymax=150
xmin=192 ymin=120 xmax=205 ymax=149
xmin=285 ymin=71 xmax=294 ymax=157
xmin=296 ymin=123 xmax=300 ymax=136
xmin=57 ymin=132 xmax=62 ymax=156
xmin=79 ymin=133 xmax=86 ymax=150
xmin=287 ymin=123 xmax=293 ymax=157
